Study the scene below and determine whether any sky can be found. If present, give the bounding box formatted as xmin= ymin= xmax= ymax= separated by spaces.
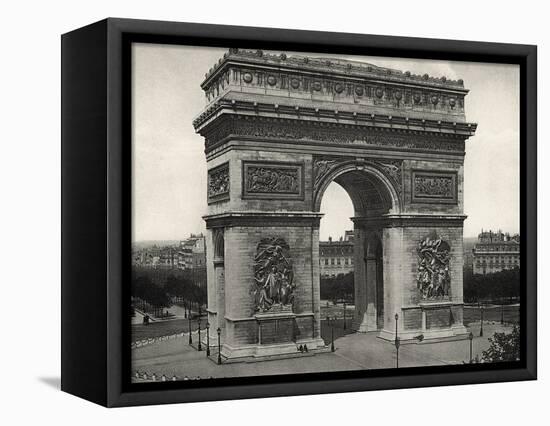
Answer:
xmin=132 ymin=43 xmax=519 ymax=242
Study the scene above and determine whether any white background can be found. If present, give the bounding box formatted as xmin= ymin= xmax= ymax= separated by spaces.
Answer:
xmin=1 ymin=0 xmax=546 ymax=423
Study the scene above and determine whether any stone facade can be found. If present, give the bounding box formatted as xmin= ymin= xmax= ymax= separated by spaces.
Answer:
xmin=194 ymin=49 xmax=477 ymax=360
xmin=472 ymin=230 xmax=520 ymax=274
xmin=319 ymin=232 xmax=354 ymax=278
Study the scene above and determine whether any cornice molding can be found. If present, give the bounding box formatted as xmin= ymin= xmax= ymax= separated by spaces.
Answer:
xmin=194 ymin=99 xmax=477 ymax=137
xmin=202 ymin=49 xmax=467 ymax=92
xmin=351 ymin=214 xmax=467 ymax=228
xmin=203 ymin=211 xmax=324 ymax=229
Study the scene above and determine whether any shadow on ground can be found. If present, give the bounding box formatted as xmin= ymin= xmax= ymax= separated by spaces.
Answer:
xmin=38 ymin=376 xmax=61 ymax=390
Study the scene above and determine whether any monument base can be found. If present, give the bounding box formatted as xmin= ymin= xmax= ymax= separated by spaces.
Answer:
xmin=353 ymin=311 xmax=379 ymax=333
xmin=219 ymin=305 xmax=328 ymax=362
xmin=256 ymin=305 xmax=296 ymax=346
xmin=378 ymin=301 xmax=470 ymax=343
xmin=219 ymin=338 xmax=329 ymax=363
xmin=378 ymin=327 xmax=468 ymax=344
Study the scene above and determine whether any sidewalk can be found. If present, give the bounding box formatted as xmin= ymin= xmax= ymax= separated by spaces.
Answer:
xmin=132 ymin=323 xmax=513 ymax=381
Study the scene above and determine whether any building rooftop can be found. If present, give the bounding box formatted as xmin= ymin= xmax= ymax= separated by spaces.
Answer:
xmin=201 ymin=49 xmax=467 ymax=91
xmin=477 ymin=230 xmax=520 ymax=244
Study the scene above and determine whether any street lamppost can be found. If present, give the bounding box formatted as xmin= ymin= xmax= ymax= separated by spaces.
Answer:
xmin=197 ymin=318 xmax=202 ymax=351
xmin=468 ymin=332 xmax=474 ymax=363
xmin=217 ymin=327 xmax=222 ymax=365
xmin=206 ymin=322 xmax=211 ymax=357
xmin=480 ymin=304 xmax=484 ymax=337
xmin=501 ymin=303 xmax=504 ymax=325
xmin=188 ymin=314 xmax=192 ymax=345
xmin=394 ymin=313 xmax=400 ymax=368
xmin=343 ymin=301 xmax=347 ymax=331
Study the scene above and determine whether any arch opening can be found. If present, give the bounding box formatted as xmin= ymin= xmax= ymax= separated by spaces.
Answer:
xmin=317 ymin=166 xmax=397 ymax=333
xmin=314 ymin=162 xmax=401 ymax=215
xmin=319 ymin=182 xmax=355 ymax=312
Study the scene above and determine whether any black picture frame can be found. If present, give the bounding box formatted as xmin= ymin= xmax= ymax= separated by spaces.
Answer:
xmin=61 ymin=17 xmax=537 ymax=407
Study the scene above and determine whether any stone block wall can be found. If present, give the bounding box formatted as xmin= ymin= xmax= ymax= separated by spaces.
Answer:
xmin=222 ymin=224 xmax=319 ymax=349
xmin=207 ymin=149 xmax=314 ymax=215
xmin=380 ymin=224 xmax=465 ymax=339
xmin=402 ymin=159 xmax=464 ymax=215
xmin=400 ymin=226 xmax=464 ymax=307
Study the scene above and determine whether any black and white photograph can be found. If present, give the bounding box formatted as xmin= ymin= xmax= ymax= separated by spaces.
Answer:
xmin=130 ymin=44 xmax=522 ymax=381
xmin=4 ymin=0 xmax=546 ymax=422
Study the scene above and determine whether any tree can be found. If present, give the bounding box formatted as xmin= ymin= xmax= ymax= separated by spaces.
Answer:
xmin=320 ymin=272 xmax=354 ymax=303
xmin=131 ymin=274 xmax=154 ymax=311
xmin=148 ymin=284 xmax=171 ymax=318
xmin=482 ymin=325 xmax=520 ymax=362
xmin=463 ymin=267 xmax=520 ymax=303
xmin=164 ymin=274 xmax=188 ymax=302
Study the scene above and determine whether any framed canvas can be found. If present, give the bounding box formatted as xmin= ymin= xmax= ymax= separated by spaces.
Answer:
xmin=61 ymin=18 xmax=537 ymax=407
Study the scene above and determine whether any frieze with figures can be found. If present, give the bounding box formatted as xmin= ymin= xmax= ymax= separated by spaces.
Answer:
xmin=412 ymin=170 xmax=457 ymax=204
xmin=207 ymin=162 xmax=230 ymax=203
xmin=242 ymin=161 xmax=304 ymax=200
xmin=202 ymin=116 xmax=466 ymax=154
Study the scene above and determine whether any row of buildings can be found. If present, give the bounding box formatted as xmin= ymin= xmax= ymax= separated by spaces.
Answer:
xmin=132 ymin=229 xmax=519 ymax=278
xmin=319 ymin=229 xmax=520 ymax=278
xmin=132 ymin=233 xmax=206 ymax=271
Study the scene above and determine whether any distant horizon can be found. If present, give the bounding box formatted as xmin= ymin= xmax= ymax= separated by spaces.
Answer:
xmin=132 ymin=230 xmax=513 ymax=245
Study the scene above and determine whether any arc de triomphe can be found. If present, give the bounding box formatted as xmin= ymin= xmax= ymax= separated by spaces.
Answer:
xmin=193 ymin=49 xmax=477 ymax=361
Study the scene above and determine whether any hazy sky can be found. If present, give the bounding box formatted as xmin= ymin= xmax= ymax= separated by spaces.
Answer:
xmin=132 ymin=44 xmax=519 ymax=242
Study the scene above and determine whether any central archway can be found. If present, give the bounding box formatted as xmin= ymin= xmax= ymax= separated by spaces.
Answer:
xmin=316 ymin=161 xmax=401 ymax=333
xmin=195 ymin=48 xmax=476 ymax=360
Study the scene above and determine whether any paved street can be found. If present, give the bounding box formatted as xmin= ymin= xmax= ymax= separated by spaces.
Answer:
xmin=131 ymin=304 xmax=518 ymax=343
xmin=132 ymin=322 xmax=513 ymax=382
xmin=132 ymin=316 xmax=206 ymax=341
xmin=131 ymin=303 xmax=356 ymax=342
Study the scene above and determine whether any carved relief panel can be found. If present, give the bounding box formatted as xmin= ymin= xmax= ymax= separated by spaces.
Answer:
xmin=253 ymin=237 xmax=295 ymax=313
xmin=207 ymin=162 xmax=230 ymax=203
xmin=416 ymin=235 xmax=451 ymax=301
xmin=411 ymin=170 xmax=458 ymax=204
xmin=242 ymin=161 xmax=304 ymax=200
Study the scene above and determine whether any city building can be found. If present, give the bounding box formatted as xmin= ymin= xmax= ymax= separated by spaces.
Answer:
xmin=319 ymin=231 xmax=354 ymax=278
xmin=158 ymin=247 xmax=178 ymax=269
xmin=132 ymin=247 xmax=161 ymax=267
xmin=472 ymin=229 xmax=520 ymax=274
xmin=131 ymin=233 xmax=207 ymax=271
xmin=177 ymin=233 xmax=206 ymax=270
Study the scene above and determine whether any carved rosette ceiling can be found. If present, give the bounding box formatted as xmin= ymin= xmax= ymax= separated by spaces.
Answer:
xmin=416 ymin=235 xmax=451 ymax=301
xmin=253 ymin=237 xmax=295 ymax=313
